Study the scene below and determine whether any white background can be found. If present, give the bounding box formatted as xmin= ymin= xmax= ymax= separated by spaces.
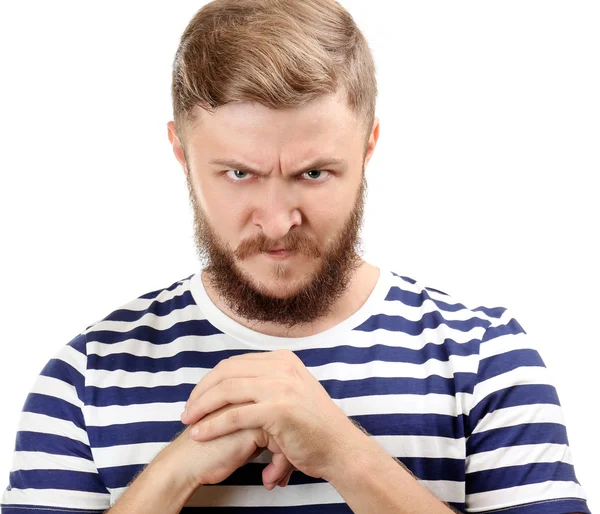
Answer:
xmin=0 ymin=1 xmax=598 ymax=510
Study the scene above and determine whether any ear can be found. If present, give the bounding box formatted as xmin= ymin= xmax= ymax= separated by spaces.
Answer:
xmin=363 ymin=116 xmax=380 ymax=169
xmin=167 ymin=121 xmax=189 ymax=178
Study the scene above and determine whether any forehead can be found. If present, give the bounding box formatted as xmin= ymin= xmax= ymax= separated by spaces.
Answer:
xmin=185 ymin=93 xmax=363 ymax=163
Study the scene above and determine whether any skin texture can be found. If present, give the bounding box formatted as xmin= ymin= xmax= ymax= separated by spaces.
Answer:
xmin=159 ymin=402 xmax=292 ymax=489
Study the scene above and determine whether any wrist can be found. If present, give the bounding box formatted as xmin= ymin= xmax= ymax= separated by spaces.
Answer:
xmin=323 ymin=421 xmax=379 ymax=486
xmin=151 ymin=446 xmax=201 ymax=497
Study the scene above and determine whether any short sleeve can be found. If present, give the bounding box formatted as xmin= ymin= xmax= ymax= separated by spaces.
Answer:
xmin=1 ymin=332 xmax=111 ymax=514
xmin=464 ymin=310 xmax=590 ymax=514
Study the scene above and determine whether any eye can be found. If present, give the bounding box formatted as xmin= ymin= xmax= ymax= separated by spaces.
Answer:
xmin=225 ymin=170 xmax=252 ymax=181
xmin=302 ymin=170 xmax=330 ymax=181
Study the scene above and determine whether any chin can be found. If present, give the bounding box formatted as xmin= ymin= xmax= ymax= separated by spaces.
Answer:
xmin=241 ymin=259 xmax=316 ymax=297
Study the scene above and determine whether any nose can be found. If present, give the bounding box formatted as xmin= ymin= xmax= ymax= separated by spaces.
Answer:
xmin=251 ymin=178 xmax=302 ymax=242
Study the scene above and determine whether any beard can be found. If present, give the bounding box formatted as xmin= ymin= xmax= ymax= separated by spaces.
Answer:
xmin=186 ymin=172 xmax=366 ymax=329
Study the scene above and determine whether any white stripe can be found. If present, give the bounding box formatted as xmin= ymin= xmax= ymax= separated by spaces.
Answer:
xmin=87 ymin=320 xmax=484 ymax=357
xmin=418 ymin=479 xmax=465 ymax=504
xmin=479 ymin=331 xmax=535 ymax=359
xmin=85 ymin=391 xmax=466 ymax=427
xmin=376 ymin=435 xmax=465 ymax=460
xmin=1 ymin=487 xmax=110 ymax=511
xmin=186 ymin=482 xmax=344 ymax=507
xmin=471 ymin=403 xmax=566 ymax=435
xmin=86 ymin=402 xmax=186 ymax=427
xmin=466 ymin=443 xmax=573 ymax=473
xmin=30 ymin=375 xmax=82 ymax=409
xmin=338 ymin=392 xmax=461 ymax=417
xmin=10 ymin=451 xmax=98 ymax=474
xmin=109 ymin=483 xmax=344 ymax=508
xmin=86 ymin=304 xmax=204 ymax=338
xmin=94 ymin=442 xmax=169 ymax=467
xmin=466 ymin=480 xmax=588 ymax=511
xmin=85 ymin=355 xmax=481 ymax=389
xmin=92 ymin=434 xmax=466 ymax=469
xmin=87 ymin=281 xmax=192 ymax=323
xmin=17 ymin=412 xmax=89 ymax=445
xmin=471 ymin=366 xmax=552 ymax=408
xmin=53 ymin=344 xmax=87 ymax=374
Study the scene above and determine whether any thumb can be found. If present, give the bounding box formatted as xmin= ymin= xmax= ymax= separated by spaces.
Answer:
xmin=262 ymin=452 xmax=293 ymax=490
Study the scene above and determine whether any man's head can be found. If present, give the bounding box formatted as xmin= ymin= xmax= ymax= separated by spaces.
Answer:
xmin=167 ymin=0 xmax=379 ymax=328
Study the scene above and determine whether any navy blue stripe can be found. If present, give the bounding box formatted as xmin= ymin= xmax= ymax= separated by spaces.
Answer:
xmin=476 ymin=349 xmax=545 ymax=382
xmin=66 ymin=333 xmax=87 ymax=356
xmin=86 ymin=374 xmax=476 ymax=408
xmin=1 ymin=505 xmax=105 ymax=514
xmin=40 ymin=359 xmax=85 ymax=403
xmin=9 ymin=469 xmax=108 ymax=493
xmin=424 ymin=286 xmax=449 ymax=296
xmin=15 ymin=432 xmax=93 ymax=460
xmin=483 ymin=318 xmax=526 ymax=342
xmin=100 ymin=290 xmax=197 ymax=323
xmin=468 ymin=384 xmax=561 ymax=431
xmin=467 ymin=423 xmax=569 ymax=455
xmin=352 ymin=413 xmax=465 ymax=438
xmin=103 ymin=454 xmax=464 ymax=490
xmin=391 ymin=272 xmax=416 ymax=283
xmin=23 ymin=393 xmax=85 ymax=429
xmin=355 ymin=312 xmax=490 ymax=335
xmin=462 ymin=498 xmax=590 ymax=514
xmin=466 ymin=461 xmax=579 ymax=495
xmin=181 ymin=505 xmax=354 ymax=513
xmin=86 ymin=319 xmax=222 ymax=346
xmin=138 ymin=275 xmax=192 ymax=300
xmin=385 ymin=285 xmax=468 ymax=312
xmin=87 ymin=339 xmax=480 ymax=373
xmin=473 ymin=305 xmax=506 ymax=319
xmin=88 ymin=421 xmax=185 ymax=447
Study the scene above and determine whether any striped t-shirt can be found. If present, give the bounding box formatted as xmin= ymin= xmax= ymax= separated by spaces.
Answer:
xmin=1 ymin=269 xmax=591 ymax=513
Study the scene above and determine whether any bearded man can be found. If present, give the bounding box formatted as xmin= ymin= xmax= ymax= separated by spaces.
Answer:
xmin=1 ymin=1 xmax=590 ymax=514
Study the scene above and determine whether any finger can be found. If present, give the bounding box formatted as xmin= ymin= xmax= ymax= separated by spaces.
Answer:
xmin=189 ymin=403 xmax=272 ymax=441
xmin=263 ymin=452 xmax=293 ymax=489
xmin=183 ymin=377 xmax=274 ymax=425
xmin=186 ymin=359 xmax=274 ymax=407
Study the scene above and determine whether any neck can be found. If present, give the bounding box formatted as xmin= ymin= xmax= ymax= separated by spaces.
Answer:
xmin=201 ymin=261 xmax=380 ymax=338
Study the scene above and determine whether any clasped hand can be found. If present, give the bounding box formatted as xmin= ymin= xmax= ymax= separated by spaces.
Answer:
xmin=180 ymin=349 xmax=360 ymax=483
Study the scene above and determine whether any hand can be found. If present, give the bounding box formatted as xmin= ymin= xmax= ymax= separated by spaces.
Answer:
xmin=160 ymin=402 xmax=294 ymax=490
xmin=180 ymin=350 xmax=364 ymax=482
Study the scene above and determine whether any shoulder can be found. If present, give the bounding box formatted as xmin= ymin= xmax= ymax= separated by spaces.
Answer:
xmin=382 ymin=269 xmax=511 ymax=335
xmin=82 ymin=273 xmax=199 ymax=346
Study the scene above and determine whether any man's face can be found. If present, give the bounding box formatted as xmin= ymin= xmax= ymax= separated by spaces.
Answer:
xmin=173 ymin=93 xmax=377 ymax=328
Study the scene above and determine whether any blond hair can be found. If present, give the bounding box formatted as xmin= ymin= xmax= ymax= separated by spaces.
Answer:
xmin=171 ymin=0 xmax=377 ymax=150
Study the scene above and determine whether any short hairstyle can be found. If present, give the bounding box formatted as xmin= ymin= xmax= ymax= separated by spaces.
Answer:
xmin=171 ymin=0 xmax=377 ymax=152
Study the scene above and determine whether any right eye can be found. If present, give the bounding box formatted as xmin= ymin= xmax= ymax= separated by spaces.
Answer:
xmin=225 ymin=170 xmax=253 ymax=181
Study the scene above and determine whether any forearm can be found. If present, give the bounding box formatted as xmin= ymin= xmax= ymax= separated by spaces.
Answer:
xmin=105 ymin=451 xmax=198 ymax=514
xmin=328 ymin=434 xmax=458 ymax=514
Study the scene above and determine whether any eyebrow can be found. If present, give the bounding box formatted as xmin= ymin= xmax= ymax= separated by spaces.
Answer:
xmin=208 ymin=157 xmax=346 ymax=176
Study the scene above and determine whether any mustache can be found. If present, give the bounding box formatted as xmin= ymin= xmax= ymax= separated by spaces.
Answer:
xmin=234 ymin=231 xmax=322 ymax=260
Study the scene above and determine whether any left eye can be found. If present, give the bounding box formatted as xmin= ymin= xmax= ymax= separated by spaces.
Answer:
xmin=303 ymin=170 xmax=330 ymax=181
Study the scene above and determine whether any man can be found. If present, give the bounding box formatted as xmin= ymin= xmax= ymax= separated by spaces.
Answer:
xmin=0 ymin=0 xmax=591 ymax=513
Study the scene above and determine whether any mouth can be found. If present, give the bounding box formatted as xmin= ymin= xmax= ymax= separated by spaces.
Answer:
xmin=265 ymin=249 xmax=294 ymax=258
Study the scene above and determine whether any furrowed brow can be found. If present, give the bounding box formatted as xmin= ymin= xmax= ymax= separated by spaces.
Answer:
xmin=208 ymin=157 xmax=346 ymax=176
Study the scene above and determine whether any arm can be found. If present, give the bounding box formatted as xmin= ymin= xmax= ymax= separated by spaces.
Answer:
xmin=325 ymin=421 xmax=459 ymax=514
xmin=106 ymin=403 xmax=292 ymax=514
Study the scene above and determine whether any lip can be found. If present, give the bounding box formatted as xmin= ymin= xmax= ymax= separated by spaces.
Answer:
xmin=265 ymin=249 xmax=294 ymax=258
